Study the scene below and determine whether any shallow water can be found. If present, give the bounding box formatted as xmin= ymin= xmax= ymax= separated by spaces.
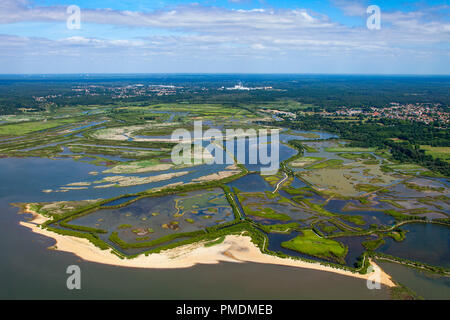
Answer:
xmin=101 ymin=196 xmax=139 ymax=207
xmin=67 ymin=120 xmax=108 ymax=132
xmin=377 ymin=223 xmax=450 ymax=268
xmin=226 ymin=173 xmax=273 ymax=192
xmin=69 ymin=189 xmax=234 ymax=253
xmin=377 ymin=261 xmax=450 ymax=299
xmin=333 ymin=236 xmax=368 ymax=267
xmin=0 ymin=156 xmax=235 ymax=200
xmin=266 ymin=231 xmax=336 ymax=265
xmin=0 ymin=127 xmax=447 ymax=299
xmin=0 ymin=196 xmax=391 ymax=299
xmin=324 ymin=200 xmax=395 ymax=226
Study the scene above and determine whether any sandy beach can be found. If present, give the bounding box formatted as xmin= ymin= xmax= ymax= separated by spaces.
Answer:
xmin=19 ymin=210 xmax=396 ymax=288
xmin=192 ymin=170 xmax=242 ymax=182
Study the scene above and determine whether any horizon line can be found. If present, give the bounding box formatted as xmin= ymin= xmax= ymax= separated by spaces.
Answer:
xmin=0 ymin=72 xmax=449 ymax=77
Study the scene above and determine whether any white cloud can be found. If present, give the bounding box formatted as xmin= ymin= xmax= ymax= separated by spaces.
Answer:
xmin=0 ymin=0 xmax=448 ymax=73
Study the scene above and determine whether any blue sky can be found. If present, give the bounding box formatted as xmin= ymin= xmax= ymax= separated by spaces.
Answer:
xmin=0 ymin=0 xmax=448 ymax=74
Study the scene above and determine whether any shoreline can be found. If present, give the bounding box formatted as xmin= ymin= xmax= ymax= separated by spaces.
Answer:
xmin=19 ymin=209 xmax=396 ymax=287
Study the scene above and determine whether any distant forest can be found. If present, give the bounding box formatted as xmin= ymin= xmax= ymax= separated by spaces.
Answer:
xmin=0 ymin=74 xmax=449 ymax=114
xmin=276 ymin=115 xmax=450 ymax=176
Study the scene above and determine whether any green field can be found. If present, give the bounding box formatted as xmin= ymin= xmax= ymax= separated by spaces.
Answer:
xmin=259 ymin=222 xmax=300 ymax=233
xmin=339 ymin=214 xmax=366 ymax=226
xmin=293 ymin=198 xmax=335 ymax=217
xmin=285 ymin=130 xmax=320 ymax=139
xmin=290 ymin=156 xmax=323 ymax=168
xmin=362 ymin=237 xmax=385 ymax=250
xmin=337 ymin=153 xmax=375 ymax=161
xmin=303 ymin=144 xmax=319 ymax=153
xmin=325 ymin=147 xmax=376 ymax=153
xmin=355 ymin=184 xmax=382 ymax=193
xmin=420 ymin=145 xmax=450 ymax=163
xmin=385 ymin=163 xmax=427 ymax=173
xmin=281 ymin=229 xmax=347 ymax=262
xmin=244 ymin=206 xmax=291 ymax=221
xmin=306 ymin=159 xmax=344 ymax=169
xmin=0 ymin=118 xmax=79 ymax=136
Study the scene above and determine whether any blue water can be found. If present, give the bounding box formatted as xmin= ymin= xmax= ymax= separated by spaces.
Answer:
xmin=377 ymin=223 xmax=450 ymax=268
xmin=226 ymin=173 xmax=272 ymax=192
xmin=0 ymin=157 xmax=225 ymax=202
xmin=101 ymin=196 xmax=139 ymax=207
xmin=280 ymin=130 xmax=337 ymax=143
xmin=333 ymin=236 xmax=368 ymax=267
xmin=324 ymin=199 xmax=395 ymax=226
xmin=378 ymin=261 xmax=450 ymax=299
xmin=68 ymin=120 xmax=108 ymax=132
xmin=266 ymin=231 xmax=332 ymax=264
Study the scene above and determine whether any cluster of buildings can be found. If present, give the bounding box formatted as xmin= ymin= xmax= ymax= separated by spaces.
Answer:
xmin=260 ymin=109 xmax=296 ymax=119
xmin=318 ymin=103 xmax=449 ymax=125
xmin=33 ymin=94 xmax=62 ymax=102
xmin=147 ymin=85 xmax=178 ymax=96
xmin=220 ymin=82 xmax=273 ymax=91
xmin=36 ymin=82 xmax=276 ymax=102
xmin=370 ymin=103 xmax=449 ymax=124
xmin=68 ymin=84 xmax=182 ymax=99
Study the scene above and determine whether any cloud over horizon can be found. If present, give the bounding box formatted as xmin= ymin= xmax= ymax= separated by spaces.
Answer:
xmin=0 ymin=0 xmax=448 ymax=74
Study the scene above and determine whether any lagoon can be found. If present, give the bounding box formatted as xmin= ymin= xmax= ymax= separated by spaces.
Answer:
xmin=377 ymin=223 xmax=450 ymax=268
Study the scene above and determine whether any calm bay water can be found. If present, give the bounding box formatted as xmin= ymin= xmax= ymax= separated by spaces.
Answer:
xmin=377 ymin=261 xmax=450 ymax=300
xmin=0 ymin=196 xmax=390 ymax=299
xmin=0 ymin=157 xmax=391 ymax=299
xmin=377 ymin=223 xmax=450 ymax=268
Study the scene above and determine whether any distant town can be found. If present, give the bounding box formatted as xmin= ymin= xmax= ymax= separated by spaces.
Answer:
xmin=262 ymin=102 xmax=449 ymax=126
xmin=321 ymin=103 xmax=449 ymax=125
xmin=265 ymin=103 xmax=449 ymax=126
xmin=29 ymin=83 xmax=450 ymax=127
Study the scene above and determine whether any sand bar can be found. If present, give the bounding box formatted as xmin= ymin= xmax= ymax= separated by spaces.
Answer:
xmin=19 ymin=210 xmax=396 ymax=287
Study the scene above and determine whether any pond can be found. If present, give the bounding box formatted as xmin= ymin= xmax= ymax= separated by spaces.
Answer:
xmin=67 ymin=189 xmax=235 ymax=254
xmin=377 ymin=223 xmax=450 ymax=268
xmin=227 ymin=173 xmax=273 ymax=192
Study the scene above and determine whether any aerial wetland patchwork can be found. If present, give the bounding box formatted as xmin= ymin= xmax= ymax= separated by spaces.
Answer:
xmin=1 ymin=101 xmax=449 ymax=299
